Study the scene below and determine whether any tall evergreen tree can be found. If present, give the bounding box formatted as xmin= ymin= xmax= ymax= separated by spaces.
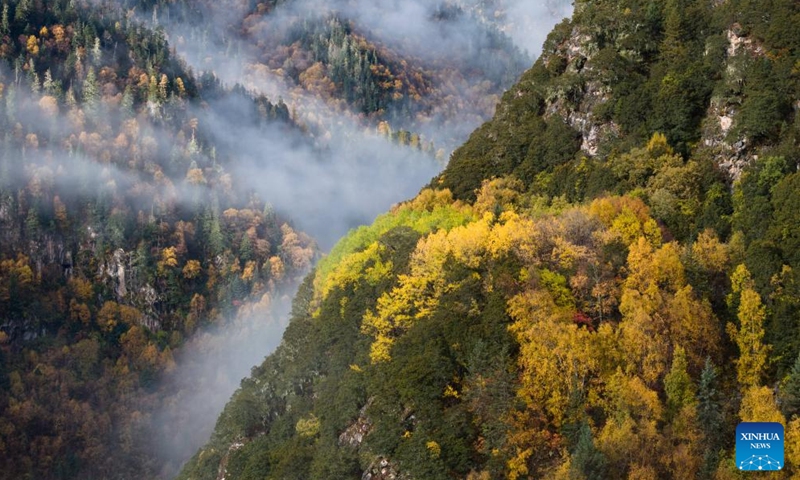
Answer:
xmin=664 ymin=346 xmax=696 ymax=421
xmin=14 ymin=0 xmax=28 ymax=23
xmin=570 ymin=421 xmax=607 ymax=480
xmin=82 ymin=66 xmax=100 ymax=120
xmin=1 ymin=3 xmax=9 ymax=36
xmin=697 ymin=358 xmax=723 ymax=479
xmin=781 ymin=352 xmax=800 ymax=420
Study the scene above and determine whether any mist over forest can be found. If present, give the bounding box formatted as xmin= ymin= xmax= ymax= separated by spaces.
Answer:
xmin=139 ymin=0 xmax=574 ymax=472
xmin=9 ymin=0 xmax=800 ymax=479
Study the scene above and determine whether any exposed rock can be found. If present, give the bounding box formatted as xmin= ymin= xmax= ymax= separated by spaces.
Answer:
xmin=217 ymin=441 xmax=246 ymax=480
xmin=339 ymin=399 xmax=373 ymax=448
xmin=726 ymin=24 xmax=765 ymax=58
xmin=137 ymin=284 xmax=161 ymax=331
xmin=362 ymin=456 xmax=402 ymax=480
xmin=99 ymin=248 xmax=129 ymax=300
xmin=542 ymin=25 xmax=616 ymax=158
xmin=696 ymin=24 xmax=768 ymax=181
xmin=700 ymin=98 xmax=750 ymax=181
xmin=719 ymin=115 xmax=733 ymax=133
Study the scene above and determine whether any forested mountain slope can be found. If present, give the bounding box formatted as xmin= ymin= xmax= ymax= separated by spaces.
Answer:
xmin=180 ymin=0 xmax=800 ymax=479
xmin=122 ymin=0 xmax=567 ymax=150
xmin=0 ymin=1 xmax=315 ymax=477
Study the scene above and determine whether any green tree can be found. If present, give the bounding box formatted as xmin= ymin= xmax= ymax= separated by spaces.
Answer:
xmin=664 ymin=346 xmax=695 ymax=421
xmin=121 ymin=86 xmax=134 ymax=117
xmin=205 ymin=209 xmax=225 ymax=257
xmin=24 ymin=208 xmax=40 ymax=240
xmin=697 ymin=358 xmax=722 ymax=479
xmin=571 ymin=421 xmax=607 ymax=480
xmin=781 ymin=352 xmax=800 ymax=420
xmin=1 ymin=4 xmax=9 ymax=36
xmin=239 ymin=234 xmax=254 ymax=262
xmin=83 ymin=67 xmax=100 ymax=120
xmin=770 ymin=173 xmax=800 ymax=267
xmin=91 ymin=37 xmax=102 ymax=66
xmin=14 ymin=0 xmax=28 ymax=23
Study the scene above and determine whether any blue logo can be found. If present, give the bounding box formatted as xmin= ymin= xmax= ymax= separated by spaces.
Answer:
xmin=736 ymin=422 xmax=784 ymax=471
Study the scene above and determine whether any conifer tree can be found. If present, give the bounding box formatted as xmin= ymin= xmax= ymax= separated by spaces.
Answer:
xmin=664 ymin=346 xmax=695 ymax=421
xmin=121 ymin=86 xmax=134 ymax=117
xmin=82 ymin=67 xmax=100 ymax=119
xmin=42 ymin=69 xmax=56 ymax=96
xmin=781 ymin=352 xmax=800 ymax=420
xmin=239 ymin=234 xmax=254 ymax=262
xmin=1 ymin=4 xmax=9 ymax=36
xmin=571 ymin=421 xmax=607 ymax=480
xmin=91 ymin=37 xmax=102 ymax=65
xmin=697 ymin=358 xmax=722 ymax=479
xmin=14 ymin=0 xmax=28 ymax=23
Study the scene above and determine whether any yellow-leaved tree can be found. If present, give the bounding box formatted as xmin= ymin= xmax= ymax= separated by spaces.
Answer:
xmin=508 ymin=281 xmax=595 ymax=430
xmin=619 ymin=238 xmax=720 ymax=385
xmin=726 ymin=264 xmax=769 ymax=389
xmin=362 ymin=214 xmax=494 ymax=362
xmin=506 ymin=281 xmax=597 ymax=479
xmin=661 ymin=346 xmax=702 ymax=478
xmin=597 ymin=371 xmax=663 ymax=478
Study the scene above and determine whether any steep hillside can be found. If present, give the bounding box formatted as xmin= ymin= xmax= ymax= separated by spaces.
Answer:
xmin=180 ymin=0 xmax=800 ymax=479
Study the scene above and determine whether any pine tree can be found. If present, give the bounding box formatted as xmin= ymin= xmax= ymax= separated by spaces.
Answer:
xmin=781 ymin=352 xmax=800 ymax=419
xmin=664 ymin=346 xmax=696 ymax=421
xmin=1 ymin=4 xmax=9 ymax=37
xmin=239 ymin=234 xmax=254 ymax=262
xmin=27 ymin=59 xmax=40 ymax=95
xmin=25 ymin=207 xmax=40 ymax=240
xmin=91 ymin=37 xmax=102 ymax=65
xmin=42 ymin=69 xmax=56 ymax=96
xmin=82 ymin=67 xmax=100 ymax=119
xmin=120 ymin=86 xmax=134 ymax=117
xmin=697 ymin=358 xmax=722 ymax=479
xmin=206 ymin=210 xmax=224 ymax=257
xmin=30 ymin=72 xmax=40 ymax=95
xmin=663 ymin=0 xmax=689 ymax=48
xmin=570 ymin=421 xmax=607 ymax=479
xmin=14 ymin=0 xmax=28 ymax=23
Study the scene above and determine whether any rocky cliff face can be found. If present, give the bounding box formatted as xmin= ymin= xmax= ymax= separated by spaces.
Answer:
xmin=532 ymin=13 xmax=776 ymax=181
xmin=440 ymin=0 xmax=799 ymax=199
xmin=698 ymin=23 xmax=768 ymax=180
xmin=539 ymin=23 xmax=618 ymax=157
